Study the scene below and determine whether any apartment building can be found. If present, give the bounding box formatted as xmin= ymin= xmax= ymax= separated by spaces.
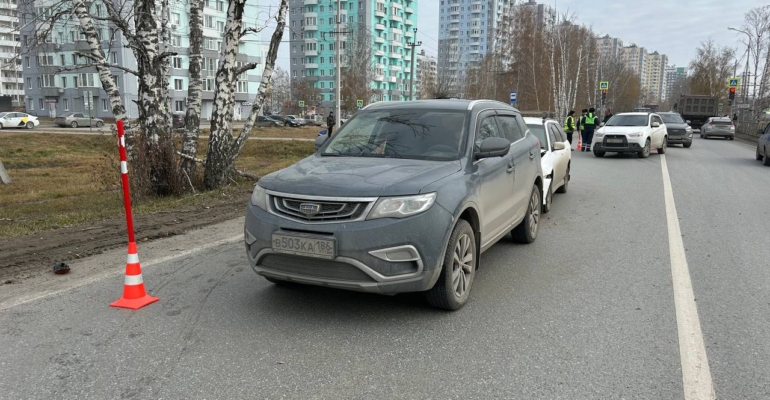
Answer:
xmin=644 ymin=51 xmax=667 ymax=103
xmin=621 ymin=44 xmax=648 ymax=89
xmin=288 ymin=0 xmax=418 ymax=112
xmin=415 ymin=48 xmax=436 ymax=99
xmin=0 ymin=0 xmax=22 ymax=107
xmin=597 ymin=35 xmax=623 ymax=59
xmin=19 ymin=0 xmax=263 ymax=119
xmin=664 ymin=65 xmax=686 ymax=102
xmin=437 ymin=0 xmax=510 ymax=93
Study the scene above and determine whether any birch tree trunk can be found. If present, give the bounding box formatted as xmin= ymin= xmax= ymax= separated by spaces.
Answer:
xmin=203 ymin=0 xmax=249 ymax=189
xmin=180 ymin=0 xmax=204 ymax=176
xmin=158 ymin=0 xmax=172 ymax=132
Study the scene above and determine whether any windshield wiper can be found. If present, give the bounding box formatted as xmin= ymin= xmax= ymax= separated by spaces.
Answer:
xmin=321 ymin=152 xmax=347 ymax=157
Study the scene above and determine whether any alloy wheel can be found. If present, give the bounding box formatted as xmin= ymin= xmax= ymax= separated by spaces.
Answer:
xmin=451 ymin=234 xmax=474 ymax=298
xmin=529 ymin=189 xmax=540 ymax=237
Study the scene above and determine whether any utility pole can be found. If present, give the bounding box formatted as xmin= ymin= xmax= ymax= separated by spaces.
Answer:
xmin=335 ymin=0 xmax=341 ymax=128
xmin=729 ymin=27 xmax=752 ymax=106
xmin=407 ymin=28 xmax=421 ymax=101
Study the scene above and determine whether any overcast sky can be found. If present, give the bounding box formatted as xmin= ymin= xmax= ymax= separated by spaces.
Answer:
xmin=262 ymin=0 xmax=759 ymax=72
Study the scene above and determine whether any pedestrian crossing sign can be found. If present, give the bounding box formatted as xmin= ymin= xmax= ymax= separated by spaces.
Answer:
xmin=599 ymin=81 xmax=609 ymax=90
xmin=728 ymin=78 xmax=740 ymax=88
xmin=357 ymin=99 xmax=363 ymax=107
xmin=298 ymin=100 xmax=305 ymax=107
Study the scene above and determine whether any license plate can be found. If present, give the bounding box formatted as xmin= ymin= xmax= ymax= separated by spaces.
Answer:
xmin=272 ymin=233 xmax=335 ymax=259
xmin=607 ymin=138 xmax=623 ymax=143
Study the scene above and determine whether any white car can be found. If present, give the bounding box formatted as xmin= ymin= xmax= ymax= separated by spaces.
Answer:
xmin=0 ymin=112 xmax=39 ymax=129
xmin=524 ymin=117 xmax=571 ymax=213
xmin=592 ymin=112 xmax=667 ymax=158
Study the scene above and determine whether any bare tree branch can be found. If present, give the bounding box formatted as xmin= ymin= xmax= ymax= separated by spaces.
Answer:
xmin=235 ymin=62 xmax=257 ymax=76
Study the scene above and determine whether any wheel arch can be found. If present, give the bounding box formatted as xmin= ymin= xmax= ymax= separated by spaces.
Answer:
xmin=457 ymin=205 xmax=481 ymax=270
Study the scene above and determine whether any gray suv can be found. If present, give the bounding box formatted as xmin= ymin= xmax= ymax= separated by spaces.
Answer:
xmin=245 ymin=100 xmax=543 ymax=310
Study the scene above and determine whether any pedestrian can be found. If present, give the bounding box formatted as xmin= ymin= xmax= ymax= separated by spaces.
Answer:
xmin=582 ymin=107 xmax=599 ymax=152
xmin=578 ymin=109 xmax=587 ymax=148
xmin=326 ymin=111 xmax=335 ymax=137
xmin=603 ymin=108 xmax=613 ymax=125
xmin=564 ymin=110 xmax=576 ymax=149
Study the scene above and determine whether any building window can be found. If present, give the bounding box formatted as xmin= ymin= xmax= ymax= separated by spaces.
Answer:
xmin=171 ymin=13 xmax=180 ymax=25
xmin=217 ymin=21 xmax=225 ymax=32
xmin=39 ymin=99 xmax=44 ymax=110
xmin=24 ymin=57 xmax=29 ymax=68
xmin=174 ymin=79 xmax=183 ymax=90
xmin=26 ymin=77 xmax=31 ymax=89
xmin=175 ymin=101 xmax=184 ymax=112
xmin=204 ymin=78 xmax=213 ymax=91
xmin=172 ymin=35 xmax=181 ymax=46
xmin=61 ymin=77 xmax=67 ymax=88
xmin=78 ymin=73 xmax=95 ymax=87
xmin=63 ymin=98 xmax=69 ymax=111
xmin=237 ymin=80 xmax=247 ymax=93
xmin=173 ymin=57 xmax=182 ymax=69
xmin=111 ymin=52 xmax=117 ymax=64
xmin=29 ymin=98 xmax=33 ymax=110
xmin=43 ymin=75 xmax=55 ymax=87
xmin=102 ymin=99 xmax=108 ymax=111
xmin=204 ymin=15 xmax=214 ymax=28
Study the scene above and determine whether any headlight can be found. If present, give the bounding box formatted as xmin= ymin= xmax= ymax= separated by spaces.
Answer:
xmin=685 ymin=127 xmax=692 ymax=132
xmin=595 ymin=130 xmax=604 ymax=137
xmin=367 ymin=193 xmax=437 ymax=220
xmin=250 ymin=184 xmax=268 ymax=210
xmin=627 ymin=132 xmax=644 ymax=137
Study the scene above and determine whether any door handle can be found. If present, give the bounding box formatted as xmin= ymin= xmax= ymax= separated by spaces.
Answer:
xmin=529 ymin=151 xmax=535 ymax=160
xmin=507 ymin=163 xmax=515 ymax=173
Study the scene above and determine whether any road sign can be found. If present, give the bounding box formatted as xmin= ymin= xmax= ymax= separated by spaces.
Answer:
xmin=85 ymin=90 xmax=93 ymax=111
xmin=510 ymin=90 xmax=517 ymax=103
xmin=735 ymin=104 xmax=750 ymax=109
xmin=718 ymin=103 xmax=723 ymax=112
xmin=356 ymin=99 xmax=363 ymax=107
xmin=728 ymin=78 xmax=740 ymax=88
xmin=298 ymin=100 xmax=305 ymax=108
xmin=599 ymin=81 xmax=609 ymax=90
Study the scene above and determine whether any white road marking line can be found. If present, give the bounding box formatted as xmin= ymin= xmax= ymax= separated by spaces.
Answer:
xmin=0 ymin=234 xmax=243 ymax=311
xmin=660 ymin=154 xmax=716 ymax=400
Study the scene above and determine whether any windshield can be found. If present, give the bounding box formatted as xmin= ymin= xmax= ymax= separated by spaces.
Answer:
xmin=606 ymin=115 xmax=648 ymax=127
xmin=321 ymin=109 xmax=468 ymax=161
xmin=526 ymin=124 xmax=547 ymax=149
xmin=660 ymin=114 xmax=684 ymax=124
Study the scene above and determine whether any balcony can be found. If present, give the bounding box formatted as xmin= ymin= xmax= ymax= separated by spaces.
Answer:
xmin=40 ymin=87 xmax=63 ymax=97
xmin=304 ymin=11 xmax=318 ymax=18
xmin=304 ymin=49 xmax=318 ymax=56
xmin=388 ymin=76 xmax=397 ymax=83
xmin=405 ymin=7 xmax=413 ymax=14
xmin=304 ymin=24 xmax=318 ymax=31
xmin=450 ymin=9 xmax=459 ymax=16
xmin=389 ymin=52 xmax=402 ymax=59
xmin=375 ymin=36 xmax=385 ymax=44
xmin=374 ymin=75 xmax=384 ymax=82
xmin=470 ymin=31 xmax=480 ymax=38
xmin=404 ymin=18 xmax=413 ymax=26
xmin=390 ymin=27 xmax=402 ymax=35
xmin=404 ymin=30 xmax=413 ymax=38
xmin=375 ymin=10 xmax=385 ymax=18
xmin=375 ymin=50 xmax=384 ymax=56
xmin=305 ymin=63 xmax=319 ymax=69
xmin=449 ymin=24 xmax=459 ymax=32
xmin=389 ymin=65 xmax=401 ymax=71
xmin=392 ymin=2 xmax=402 ymax=9
xmin=375 ymin=23 xmax=385 ymax=30
xmin=390 ymin=14 xmax=402 ymax=22
xmin=304 ymin=0 xmax=318 ymax=4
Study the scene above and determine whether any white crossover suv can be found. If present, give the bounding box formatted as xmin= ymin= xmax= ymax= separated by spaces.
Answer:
xmin=592 ymin=112 xmax=668 ymax=158
xmin=524 ymin=117 xmax=571 ymax=213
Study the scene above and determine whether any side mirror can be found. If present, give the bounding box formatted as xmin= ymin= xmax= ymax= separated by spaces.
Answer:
xmin=474 ymin=137 xmax=511 ymax=160
xmin=652 ymin=121 xmax=660 ymax=128
xmin=553 ymin=141 xmax=566 ymax=151
xmin=314 ymin=135 xmax=327 ymax=150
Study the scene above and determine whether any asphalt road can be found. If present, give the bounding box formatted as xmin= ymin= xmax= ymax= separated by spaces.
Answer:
xmin=1 ymin=136 xmax=769 ymax=399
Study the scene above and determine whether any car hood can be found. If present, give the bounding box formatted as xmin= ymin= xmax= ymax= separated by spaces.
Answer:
xmin=599 ymin=126 xmax=649 ymax=135
xmin=664 ymin=123 xmax=690 ymax=130
xmin=259 ymin=155 xmax=463 ymax=197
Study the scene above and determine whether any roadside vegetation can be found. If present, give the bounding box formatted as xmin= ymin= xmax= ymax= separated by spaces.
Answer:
xmin=0 ymin=132 xmax=315 ymax=237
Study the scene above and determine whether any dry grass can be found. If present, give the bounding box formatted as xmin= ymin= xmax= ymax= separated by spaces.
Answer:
xmin=0 ymin=132 xmax=315 ymax=237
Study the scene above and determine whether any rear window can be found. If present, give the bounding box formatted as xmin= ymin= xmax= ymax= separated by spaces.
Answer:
xmin=711 ymin=119 xmax=732 ymax=125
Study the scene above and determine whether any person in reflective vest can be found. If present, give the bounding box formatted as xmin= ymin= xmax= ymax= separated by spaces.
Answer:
xmin=581 ymin=107 xmax=598 ymax=152
xmin=564 ymin=110 xmax=576 ymax=149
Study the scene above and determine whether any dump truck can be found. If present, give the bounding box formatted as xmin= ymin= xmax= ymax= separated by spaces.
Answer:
xmin=675 ymin=95 xmax=718 ymax=130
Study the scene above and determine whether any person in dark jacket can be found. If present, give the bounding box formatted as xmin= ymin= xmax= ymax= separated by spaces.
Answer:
xmin=581 ymin=107 xmax=599 ymax=152
xmin=326 ymin=112 xmax=335 ymax=137
xmin=564 ymin=110 xmax=576 ymax=149
xmin=603 ymin=108 xmax=613 ymax=124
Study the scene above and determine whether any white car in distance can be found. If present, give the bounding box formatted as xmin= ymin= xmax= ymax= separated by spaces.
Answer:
xmin=524 ymin=117 xmax=571 ymax=213
xmin=592 ymin=112 xmax=668 ymax=158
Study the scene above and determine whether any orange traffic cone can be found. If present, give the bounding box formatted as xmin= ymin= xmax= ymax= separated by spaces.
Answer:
xmin=577 ymin=134 xmax=582 ymax=151
xmin=110 ymin=242 xmax=159 ymax=310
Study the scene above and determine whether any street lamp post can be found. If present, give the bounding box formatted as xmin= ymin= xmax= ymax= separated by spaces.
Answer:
xmin=407 ymin=28 xmax=421 ymax=101
xmin=335 ymin=0 xmax=341 ymax=128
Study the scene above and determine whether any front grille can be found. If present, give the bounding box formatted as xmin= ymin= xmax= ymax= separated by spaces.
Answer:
xmin=668 ymin=129 xmax=686 ymax=136
xmin=271 ymin=195 xmax=370 ymax=223
xmin=603 ymin=135 xmax=628 ymax=147
xmin=260 ymin=254 xmax=374 ymax=282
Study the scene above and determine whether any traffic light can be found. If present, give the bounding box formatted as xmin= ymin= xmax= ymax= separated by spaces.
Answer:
xmin=729 ymin=87 xmax=736 ymax=103
xmin=601 ymin=89 xmax=607 ymax=106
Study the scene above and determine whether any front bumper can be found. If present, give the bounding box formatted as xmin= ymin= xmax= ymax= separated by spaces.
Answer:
xmin=668 ymin=135 xmax=693 ymax=144
xmin=592 ymin=135 xmax=645 ymax=153
xmin=244 ymin=200 xmax=453 ymax=294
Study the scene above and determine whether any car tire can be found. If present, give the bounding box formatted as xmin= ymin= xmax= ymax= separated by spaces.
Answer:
xmin=657 ymin=137 xmax=667 ymax=154
xmin=729 ymin=137 xmax=734 ymax=141
xmin=757 ymin=147 xmax=764 ymax=161
xmin=542 ymin=184 xmax=552 ymax=214
xmin=0 ymin=123 xmax=4 ymax=129
xmin=71 ymin=121 xmax=78 ymax=128
xmin=425 ymin=219 xmax=476 ymax=311
xmin=593 ymin=148 xmax=605 ymax=157
xmin=512 ymin=184 xmax=540 ymax=244
xmin=556 ymin=166 xmax=569 ymax=194
xmin=96 ymin=121 xmax=104 ymax=128
xmin=25 ymin=122 xmax=34 ymax=129
xmin=764 ymin=150 xmax=770 ymax=166
xmin=639 ymin=139 xmax=651 ymax=158
xmin=683 ymin=142 xmax=692 ymax=148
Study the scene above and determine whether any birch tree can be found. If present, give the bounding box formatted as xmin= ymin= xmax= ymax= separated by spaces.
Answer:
xmin=689 ymin=40 xmax=736 ymax=105
xmin=179 ymin=0 xmax=204 ymax=177
xmin=203 ymin=0 xmax=288 ymax=189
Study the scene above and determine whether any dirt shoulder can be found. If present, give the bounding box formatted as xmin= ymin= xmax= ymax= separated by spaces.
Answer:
xmin=0 ymin=190 xmax=249 ymax=285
